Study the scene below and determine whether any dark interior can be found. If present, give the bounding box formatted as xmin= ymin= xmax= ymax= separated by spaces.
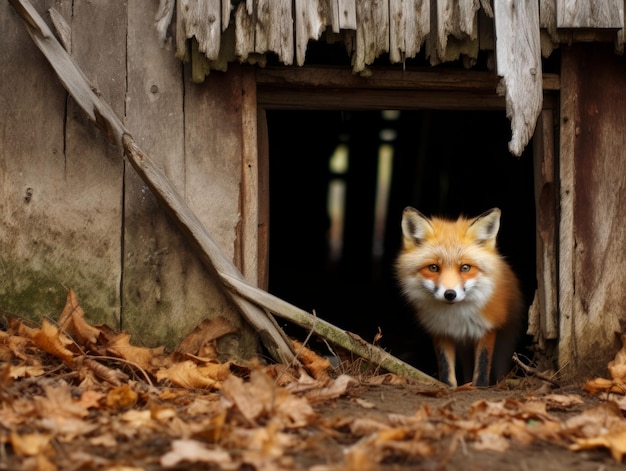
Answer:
xmin=266 ymin=109 xmax=536 ymax=378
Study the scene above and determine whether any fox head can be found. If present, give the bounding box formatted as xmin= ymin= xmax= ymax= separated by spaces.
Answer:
xmin=396 ymin=207 xmax=502 ymax=307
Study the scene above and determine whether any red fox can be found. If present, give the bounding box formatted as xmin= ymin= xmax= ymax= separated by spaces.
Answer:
xmin=396 ymin=207 xmax=523 ymax=387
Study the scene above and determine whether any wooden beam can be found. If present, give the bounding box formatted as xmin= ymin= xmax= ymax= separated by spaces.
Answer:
xmin=256 ymin=65 xmax=561 ymax=91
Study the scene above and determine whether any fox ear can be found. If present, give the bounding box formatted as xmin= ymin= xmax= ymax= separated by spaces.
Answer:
xmin=468 ymin=208 xmax=501 ymax=246
xmin=401 ymin=207 xmax=433 ymax=246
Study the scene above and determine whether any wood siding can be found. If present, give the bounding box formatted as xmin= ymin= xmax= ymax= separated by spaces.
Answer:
xmin=559 ymin=44 xmax=626 ymax=380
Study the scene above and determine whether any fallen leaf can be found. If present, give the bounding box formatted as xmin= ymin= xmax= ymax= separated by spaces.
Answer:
xmin=156 ymin=360 xmax=225 ymax=389
xmin=107 ymin=332 xmax=164 ymax=372
xmin=160 ymin=439 xmax=234 ymax=468
xmin=570 ymin=422 xmax=626 ymax=462
xmin=57 ymin=288 xmax=101 ymax=347
xmin=105 ymin=384 xmax=138 ymax=410
xmin=31 ymin=319 xmax=76 ymax=363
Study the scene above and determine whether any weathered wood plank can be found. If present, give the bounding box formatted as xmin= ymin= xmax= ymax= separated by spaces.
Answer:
xmin=4 ymin=0 xmax=125 ymax=326
xmin=353 ymin=0 xmax=389 ymax=73
xmin=0 ymin=0 xmax=78 ymax=320
xmin=240 ymin=66 xmax=260 ymax=286
xmin=558 ymin=44 xmax=626 ymax=381
xmin=389 ymin=0 xmax=429 ymax=63
xmin=494 ymin=0 xmax=543 ymax=156
xmin=429 ymin=0 xmax=480 ymax=64
xmin=255 ymin=0 xmax=294 ymax=64
xmin=126 ymin=0 xmax=237 ymax=350
xmin=295 ymin=0 xmax=328 ymax=66
xmin=234 ymin=1 xmax=256 ymax=62
xmin=177 ymin=0 xmax=221 ymax=60
xmin=557 ymin=0 xmax=624 ymax=28
xmin=338 ymin=0 xmax=357 ymax=29
xmin=256 ymin=65 xmax=561 ymax=91
xmin=257 ymin=86 xmax=506 ymax=110
xmin=528 ymin=109 xmax=558 ymax=348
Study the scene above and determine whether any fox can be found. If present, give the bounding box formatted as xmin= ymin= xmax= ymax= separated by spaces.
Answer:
xmin=396 ymin=207 xmax=524 ymax=388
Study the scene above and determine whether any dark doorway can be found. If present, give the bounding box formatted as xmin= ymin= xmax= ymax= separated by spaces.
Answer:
xmin=266 ymin=109 xmax=536 ymax=378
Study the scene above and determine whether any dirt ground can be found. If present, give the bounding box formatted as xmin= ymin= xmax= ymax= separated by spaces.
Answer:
xmin=3 ymin=296 xmax=626 ymax=471
xmin=4 ymin=372 xmax=624 ymax=471
xmin=311 ymin=381 xmax=624 ymax=471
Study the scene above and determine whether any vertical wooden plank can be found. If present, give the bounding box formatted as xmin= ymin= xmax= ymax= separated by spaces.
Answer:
xmin=559 ymin=44 xmax=626 ymax=380
xmin=494 ymin=0 xmax=543 ymax=156
xmin=558 ymin=46 xmax=576 ymax=378
xmin=256 ymin=108 xmax=270 ymax=291
xmin=428 ymin=0 xmax=480 ymax=65
xmin=354 ymin=0 xmax=389 ymax=73
xmin=557 ymin=0 xmax=624 ymax=28
xmin=241 ymin=66 xmax=259 ymax=286
xmin=0 ymin=0 xmax=72 ymax=319
xmin=295 ymin=0 xmax=329 ymax=66
xmin=256 ymin=0 xmax=294 ymax=65
xmin=528 ymin=109 xmax=558 ymax=348
xmin=338 ymin=0 xmax=357 ymax=29
xmin=389 ymin=0 xmax=429 ymax=63
xmin=182 ymin=62 xmax=260 ymax=355
xmin=60 ymin=0 xmax=126 ymax=328
xmin=177 ymin=0 xmax=221 ymax=59
xmin=126 ymin=0 xmax=253 ymax=352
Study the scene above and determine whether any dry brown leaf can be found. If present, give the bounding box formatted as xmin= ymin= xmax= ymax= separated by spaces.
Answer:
xmin=31 ymin=319 xmax=76 ymax=363
xmin=583 ymin=377 xmax=626 ymax=395
xmin=292 ymin=340 xmax=331 ymax=380
xmin=160 ymin=439 xmax=234 ymax=468
xmin=304 ymin=374 xmax=358 ymax=403
xmin=106 ymin=332 xmax=164 ymax=372
xmin=570 ymin=422 xmax=626 ymax=462
xmin=34 ymin=383 xmax=91 ymax=420
xmin=222 ymin=369 xmax=316 ymax=428
xmin=9 ymin=431 xmax=54 ymax=456
xmin=609 ymin=333 xmax=626 ymax=383
xmin=105 ymin=384 xmax=139 ymax=410
xmin=9 ymin=363 xmax=45 ymax=379
xmin=176 ymin=317 xmax=238 ymax=357
xmin=156 ymin=360 xmax=224 ymax=389
xmin=57 ymin=288 xmax=101 ymax=346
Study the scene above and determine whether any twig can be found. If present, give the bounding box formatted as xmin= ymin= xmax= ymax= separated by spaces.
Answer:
xmin=512 ymin=352 xmax=560 ymax=387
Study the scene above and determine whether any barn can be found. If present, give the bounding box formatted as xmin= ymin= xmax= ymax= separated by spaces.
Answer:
xmin=2 ymin=0 xmax=625 ymax=383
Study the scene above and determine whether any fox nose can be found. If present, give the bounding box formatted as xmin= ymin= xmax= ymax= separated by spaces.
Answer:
xmin=444 ymin=290 xmax=457 ymax=301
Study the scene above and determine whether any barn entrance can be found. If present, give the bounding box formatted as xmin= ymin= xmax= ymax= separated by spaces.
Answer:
xmin=265 ymin=109 xmax=536 ymax=377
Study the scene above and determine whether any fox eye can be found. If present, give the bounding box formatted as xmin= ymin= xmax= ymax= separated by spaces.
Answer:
xmin=460 ymin=264 xmax=471 ymax=272
xmin=428 ymin=264 xmax=439 ymax=272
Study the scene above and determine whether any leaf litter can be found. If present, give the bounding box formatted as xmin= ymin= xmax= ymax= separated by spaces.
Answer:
xmin=2 ymin=289 xmax=626 ymax=469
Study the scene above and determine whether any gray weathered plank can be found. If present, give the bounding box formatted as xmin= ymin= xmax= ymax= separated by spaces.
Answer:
xmin=557 ymin=0 xmax=624 ymax=28
xmin=354 ymin=0 xmax=390 ymax=73
xmin=338 ymin=0 xmax=357 ymax=29
xmin=494 ymin=0 xmax=543 ymax=156
xmin=125 ymin=0 xmax=236 ymax=349
xmin=389 ymin=0 xmax=429 ymax=63
xmin=177 ymin=0 xmax=221 ymax=60
xmin=295 ymin=0 xmax=328 ymax=66
xmin=256 ymin=0 xmax=294 ymax=64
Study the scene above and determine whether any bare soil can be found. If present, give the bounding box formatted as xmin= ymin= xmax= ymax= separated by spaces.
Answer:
xmin=310 ymin=381 xmax=622 ymax=471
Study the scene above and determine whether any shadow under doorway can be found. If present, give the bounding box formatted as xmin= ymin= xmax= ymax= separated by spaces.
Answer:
xmin=266 ymin=109 xmax=536 ymax=380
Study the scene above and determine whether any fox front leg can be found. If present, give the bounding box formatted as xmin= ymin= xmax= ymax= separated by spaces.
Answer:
xmin=473 ymin=331 xmax=497 ymax=387
xmin=434 ymin=336 xmax=457 ymax=387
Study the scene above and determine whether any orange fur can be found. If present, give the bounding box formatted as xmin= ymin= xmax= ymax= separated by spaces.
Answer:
xmin=396 ymin=207 xmax=523 ymax=387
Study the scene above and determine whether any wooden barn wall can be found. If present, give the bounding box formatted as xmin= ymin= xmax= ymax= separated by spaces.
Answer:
xmin=1 ymin=1 xmax=255 ymax=352
xmin=559 ymin=43 xmax=626 ymax=380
